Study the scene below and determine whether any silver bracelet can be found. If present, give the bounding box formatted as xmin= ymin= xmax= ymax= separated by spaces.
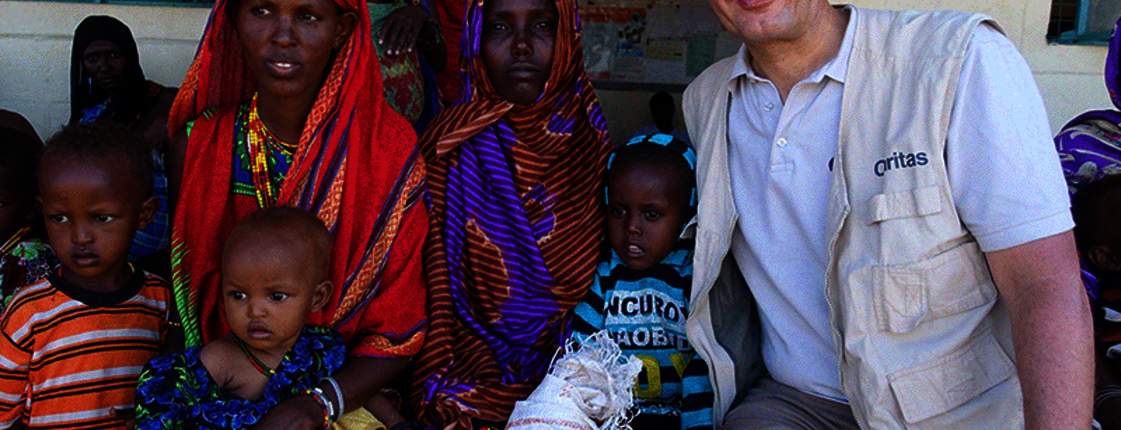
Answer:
xmin=323 ymin=376 xmax=344 ymax=420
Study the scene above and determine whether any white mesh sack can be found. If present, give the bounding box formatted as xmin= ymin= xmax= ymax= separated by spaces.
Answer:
xmin=506 ymin=331 xmax=643 ymax=430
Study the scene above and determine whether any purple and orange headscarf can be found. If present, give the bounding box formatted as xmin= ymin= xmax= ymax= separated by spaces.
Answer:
xmin=1055 ymin=15 xmax=1121 ymax=196
xmin=409 ymin=0 xmax=612 ymax=426
xmin=1055 ymin=16 xmax=1121 ymax=302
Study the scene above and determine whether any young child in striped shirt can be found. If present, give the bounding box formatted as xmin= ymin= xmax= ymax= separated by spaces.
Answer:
xmin=571 ymin=133 xmax=714 ymax=430
xmin=0 ymin=122 xmax=177 ymax=429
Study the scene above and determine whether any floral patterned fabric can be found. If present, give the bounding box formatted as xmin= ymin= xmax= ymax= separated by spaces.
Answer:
xmin=134 ymin=326 xmax=345 ymax=430
xmin=0 ymin=231 xmax=59 ymax=311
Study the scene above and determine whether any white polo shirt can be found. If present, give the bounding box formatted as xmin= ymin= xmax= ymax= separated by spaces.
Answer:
xmin=726 ymin=14 xmax=1072 ymax=402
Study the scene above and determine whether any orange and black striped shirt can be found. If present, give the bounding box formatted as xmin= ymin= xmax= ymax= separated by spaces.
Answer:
xmin=0 ymin=270 xmax=170 ymax=429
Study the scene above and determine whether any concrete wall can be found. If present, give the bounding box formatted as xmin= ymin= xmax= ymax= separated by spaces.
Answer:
xmin=0 ymin=0 xmax=1113 ymax=142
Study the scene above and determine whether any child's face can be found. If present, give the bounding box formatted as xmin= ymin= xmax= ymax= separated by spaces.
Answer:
xmin=480 ymin=0 xmax=558 ymax=105
xmin=222 ymin=237 xmax=330 ymax=356
xmin=38 ymin=156 xmax=157 ymax=291
xmin=607 ymin=164 xmax=689 ymax=271
xmin=0 ymin=168 xmax=34 ymax=242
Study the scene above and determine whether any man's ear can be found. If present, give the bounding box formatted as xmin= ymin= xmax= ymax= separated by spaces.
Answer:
xmin=1088 ymin=245 xmax=1121 ymax=272
xmin=334 ymin=12 xmax=357 ymax=49
xmin=137 ymin=196 xmax=159 ymax=231
xmin=311 ymin=280 xmax=333 ymax=313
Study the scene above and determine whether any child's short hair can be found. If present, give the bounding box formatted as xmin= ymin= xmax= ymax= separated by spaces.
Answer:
xmin=1072 ymin=173 xmax=1121 ymax=257
xmin=608 ymin=136 xmax=697 ymax=213
xmin=40 ymin=122 xmax=154 ymax=199
xmin=225 ymin=207 xmax=332 ymax=275
xmin=0 ymin=126 xmax=43 ymax=198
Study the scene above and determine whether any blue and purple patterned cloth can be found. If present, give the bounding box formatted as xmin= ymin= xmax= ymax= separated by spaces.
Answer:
xmin=1055 ymin=16 xmax=1121 ymax=301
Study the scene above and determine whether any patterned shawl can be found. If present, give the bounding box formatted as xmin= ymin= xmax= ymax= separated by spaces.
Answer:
xmin=168 ymin=0 xmax=427 ymax=358
xmin=409 ymin=0 xmax=612 ymax=426
xmin=1055 ymin=15 xmax=1121 ymax=194
xmin=1055 ymin=16 xmax=1121 ymax=301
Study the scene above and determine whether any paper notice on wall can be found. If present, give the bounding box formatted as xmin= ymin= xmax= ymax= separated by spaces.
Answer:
xmin=582 ymin=6 xmax=647 ymax=81
xmin=579 ymin=0 xmax=734 ymax=85
xmin=647 ymin=38 xmax=685 ymax=61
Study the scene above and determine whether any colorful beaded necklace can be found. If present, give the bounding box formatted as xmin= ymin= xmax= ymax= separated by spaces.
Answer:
xmin=233 ymin=335 xmax=277 ymax=378
xmin=245 ymin=94 xmax=299 ymax=208
xmin=0 ymin=227 xmax=31 ymax=256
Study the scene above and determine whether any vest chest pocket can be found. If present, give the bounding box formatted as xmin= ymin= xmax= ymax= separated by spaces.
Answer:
xmin=867 ymin=185 xmax=943 ymax=223
xmin=873 ymin=240 xmax=998 ymax=334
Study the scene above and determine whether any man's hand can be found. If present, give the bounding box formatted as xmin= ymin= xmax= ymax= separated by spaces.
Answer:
xmin=985 ymin=230 xmax=1094 ymax=429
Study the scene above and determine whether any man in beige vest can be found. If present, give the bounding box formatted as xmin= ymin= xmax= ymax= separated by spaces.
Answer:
xmin=683 ymin=0 xmax=1093 ymax=428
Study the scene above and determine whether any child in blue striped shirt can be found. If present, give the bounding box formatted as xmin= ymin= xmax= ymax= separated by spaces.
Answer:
xmin=571 ymin=133 xmax=713 ymax=430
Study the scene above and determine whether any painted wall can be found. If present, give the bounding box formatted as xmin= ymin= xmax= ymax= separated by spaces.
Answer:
xmin=0 ymin=0 xmax=1113 ymax=143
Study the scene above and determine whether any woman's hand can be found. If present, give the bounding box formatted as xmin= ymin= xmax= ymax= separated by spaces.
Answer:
xmin=377 ymin=4 xmax=429 ymax=56
xmin=250 ymin=395 xmax=324 ymax=430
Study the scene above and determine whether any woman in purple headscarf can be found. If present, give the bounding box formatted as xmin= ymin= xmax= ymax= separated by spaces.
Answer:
xmin=1055 ymin=17 xmax=1121 ymax=195
xmin=1053 ymin=16 xmax=1121 ymax=429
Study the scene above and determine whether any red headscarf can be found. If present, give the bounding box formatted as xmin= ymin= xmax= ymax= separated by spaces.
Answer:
xmin=169 ymin=0 xmax=427 ymax=357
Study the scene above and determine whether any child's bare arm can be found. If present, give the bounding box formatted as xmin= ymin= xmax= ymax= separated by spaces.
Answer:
xmin=251 ymin=355 xmax=410 ymax=430
xmin=198 ymin=337 xmax=238 ymax=392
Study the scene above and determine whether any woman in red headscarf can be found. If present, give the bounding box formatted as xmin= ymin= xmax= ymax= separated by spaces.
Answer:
xmin=408 ymin=0 xmax=612 ymax=426
xmin=165 ymin=0 xmax=427 ymax=425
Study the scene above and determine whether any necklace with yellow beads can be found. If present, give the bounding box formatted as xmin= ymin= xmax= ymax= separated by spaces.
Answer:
xmin=245 ymin=94 xmax=299 ymax=208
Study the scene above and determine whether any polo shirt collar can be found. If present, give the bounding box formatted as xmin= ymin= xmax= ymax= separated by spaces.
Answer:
xmin=725 ymin=5 xmax=857 ymax=89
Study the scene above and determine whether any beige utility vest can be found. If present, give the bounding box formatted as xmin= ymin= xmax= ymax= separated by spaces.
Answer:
xmin=827 ymin=8 xmax=1022 ymax=429
xmin=685 ymin=7 xmax=1025 ymax=429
